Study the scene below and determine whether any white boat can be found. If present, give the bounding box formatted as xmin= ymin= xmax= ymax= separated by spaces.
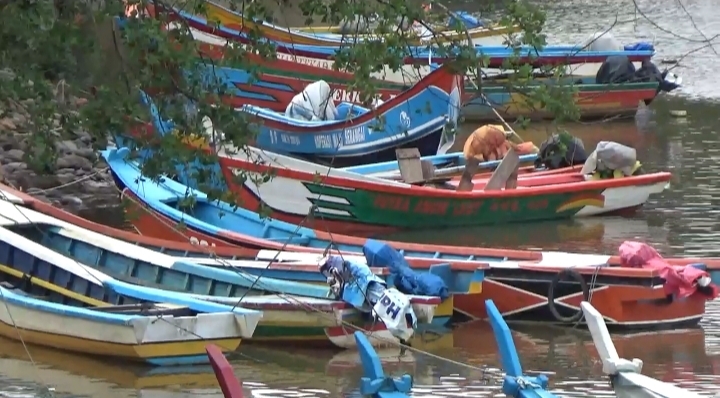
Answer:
xmin=0 ymin=219 xmax=261 ymax=365
xmin=0 ymin=198 xmax=435 ymax=348
xmin=581 ymin=301 xmax=703 ymax=398
xmin=187 ymin=26 xmax=640 ymax=85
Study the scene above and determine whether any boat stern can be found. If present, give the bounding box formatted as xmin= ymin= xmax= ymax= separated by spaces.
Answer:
xmin=130 ymin=312 xmax=245 ymax=365
xmin=408 ymin=295 xmax=440 ymax=324
xmin=232 ymin=308 xmax=263 ymax=339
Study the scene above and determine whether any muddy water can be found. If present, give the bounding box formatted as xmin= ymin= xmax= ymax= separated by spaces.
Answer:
xmin=4 ymin=0 xmax=720 ymax=396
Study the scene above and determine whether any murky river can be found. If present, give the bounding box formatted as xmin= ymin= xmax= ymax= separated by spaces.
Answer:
xmin=4 ymin=0 xmax=720 ymax=397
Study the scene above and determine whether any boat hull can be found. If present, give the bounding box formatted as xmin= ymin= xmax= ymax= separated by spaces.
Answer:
xmin=475 ymin=271 xmax=705 ymax=330
xmin=213 ymin=294 xmax=427 ymax=348
xmin=117 ymin=198 xmax=468 ymax=321
xmin=115 ymin=183 xmax=484 ymax=321
xmin=463 ymin=80 xmax=658 ymax=122
xmin=4 ymin=182 xmax=711 ymax=331
xmin=0 ymin=199 xmax=425 ymax=350
xmin=216 ymin=150 xmax=670 ymax=234
xmin=192 ymin=31 xmax=656 ymax=124
xmin=172 ymin=6 xmax=654 ymax=71
xmin=0 ymin=288 xmax=242 ymax=365
xmin=202 ymin=0 xmax=516 ymax=46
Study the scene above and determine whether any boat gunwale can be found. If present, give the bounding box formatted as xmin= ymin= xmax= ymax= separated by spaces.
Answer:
xmin=110 ymin=164 xmax=677 ymax=281
xmin=3 ymin=183 xmax=710 ymax=281
xmin=217 ymin=147 xmax=673 ymax=198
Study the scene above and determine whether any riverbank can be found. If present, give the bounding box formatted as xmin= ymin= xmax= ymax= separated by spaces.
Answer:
xmin=0 ymin=97 xmax=119 ymax=212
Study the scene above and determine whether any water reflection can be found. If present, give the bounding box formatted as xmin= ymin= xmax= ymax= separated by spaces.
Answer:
xmin=27 ymin=0 xmax=720 ymax=396
xmin=3 ymin=310 xmax=720 ymax=397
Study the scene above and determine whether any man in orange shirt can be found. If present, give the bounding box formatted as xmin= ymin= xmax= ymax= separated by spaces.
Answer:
xmin=457 ymin=124 xmax=537 ymax=191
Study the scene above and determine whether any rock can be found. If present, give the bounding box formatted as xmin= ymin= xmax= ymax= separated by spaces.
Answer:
xmin=55 ymin=140 xmax=78 ymax=154
xmin=0 ymin=91 xmax=120 ymax=213
xmin=0 ymin=118 xmax=16 ymax=131
xmin=56 ymin=172 xmax=77 ymax=185
xmin=3 ymin=149 xmax=24 ymax=163
xmin=2 ymin=161 xmax=26 ymax=172
xmin=59 ymin=195 xmax=83 ymax=208
xmin=73 ymin=146 xmax=97 ymax=161
xmin=56 ymin=154 xmax=92 ymax=171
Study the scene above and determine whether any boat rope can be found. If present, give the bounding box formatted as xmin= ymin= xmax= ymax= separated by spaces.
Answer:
xmin=0 ymin=286 xmax=56 ymax=397
xmin=226 ymin=144 xmax=346 ymax=310
xmin=0 ymin=191 xmax=251 ymax=357
xmin=0 ymin=157 xmax=425 ymax=365
xmin=40 ymin=168 xmax=110 ymax=194
xmin=102 ymin=173 xmax=500 ymax=374
xmin=111 ymin=188 xmax=501 ymax=373
xmin=570 ymin=264 xmax=601 ymax=328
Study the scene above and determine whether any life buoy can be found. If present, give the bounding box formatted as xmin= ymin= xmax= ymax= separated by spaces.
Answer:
xmin=547 ymin=269 xmax=589 ymax=323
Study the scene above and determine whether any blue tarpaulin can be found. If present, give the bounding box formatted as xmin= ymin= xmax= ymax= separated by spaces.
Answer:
xmin=363 ymin=239 xmax=449 ymax=300
xmin=624 ymin=42 xmax=654 ymax=52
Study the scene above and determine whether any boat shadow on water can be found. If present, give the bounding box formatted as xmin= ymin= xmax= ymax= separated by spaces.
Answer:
xmin=380 ymin=216 xmax=661 ymax=252
xmin=0 ymin=335 xmax=220 ymax=395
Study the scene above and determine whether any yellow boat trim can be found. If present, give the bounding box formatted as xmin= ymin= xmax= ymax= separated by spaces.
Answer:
xmin=0 ymin=263 xmax=242 ymax=360
xmin=292 ymin=24 xmax=517 ymax=38
xmin=203 ymin=2 xmax=518 ymax=45
xmin=468 ymin=281 xmax=482 ymax=294
xmin=0 ymin=263 xmax=109 ymax=307
xmin=556 ymin=198 xmax=604 ymax=213
xmin=435 ymin=296 xmax=454 ymax=318
xmin=0 ymin=318 xmax=241 ymax=361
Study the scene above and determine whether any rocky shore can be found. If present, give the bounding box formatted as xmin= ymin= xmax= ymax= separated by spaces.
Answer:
xmin=0 ymin=98 xmax=120 ymax=213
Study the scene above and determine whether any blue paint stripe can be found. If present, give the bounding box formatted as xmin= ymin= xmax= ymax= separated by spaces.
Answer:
xmin=176 ymin=6 xmax=654 ymax=58
xmin=343 ymin=153 xmax=538 ymax=174
xmin=145 ymin=353 xmax=215 ymax=366
xmin=0 ymin=285 xmax=133 ymax=324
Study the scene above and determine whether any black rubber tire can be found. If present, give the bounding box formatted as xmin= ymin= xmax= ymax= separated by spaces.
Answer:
xmin=547 ymin=269 xmax=590 ymax=323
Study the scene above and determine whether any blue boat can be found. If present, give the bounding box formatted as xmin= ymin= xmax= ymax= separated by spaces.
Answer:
xmin=103 ymin=148 xmax=487 ymax=320
xmin=0 ymin=198 xmax=439 ymax=347
xmin=167 ymin=6 xmax=655 ymax=68
xmin=164 ymin=62 xmax=464 ymax=166
xmin=0 ymin=214 xmax=261 ymax=365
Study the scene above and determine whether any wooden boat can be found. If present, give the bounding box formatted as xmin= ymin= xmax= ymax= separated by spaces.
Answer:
xmin=465 ymin=77 xmax=662 ymax=122
xmin=203 ymin=0 xmax=515 ymax=47
xmin=108 ymin=135 xmax=670 ymax=233
xmin=100 ymin=152 xmax=714 ymax=330
xmin=582 ymin=301 xmax=702 ymax=398
xmin=190 ymin=28 xmax=421 ymax=108
xmin=144 ymin=59 xmax=464 ymax=166
xmin=101 ymin=155 xmax=491 ymax=319
xmin=188 ymin=28 xmax=662 ymax=123
xmin=0 ymin=185 xmax=482 ymax=324
xmin=155 ymin=5 xmax=655 ymax=79
xmin=0 ymin=222 xmax=260 ymax=365
xmin=0 ymin=284 xmax=248 ymax=366
xmin=221 ymin=149 xmax=670 ymax=232
xmin=0 ymin=200 xmax=438 ymax=348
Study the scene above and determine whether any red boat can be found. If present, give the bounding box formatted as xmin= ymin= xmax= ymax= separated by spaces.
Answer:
xmin=2 ymin=182 xmax=716 ymax=330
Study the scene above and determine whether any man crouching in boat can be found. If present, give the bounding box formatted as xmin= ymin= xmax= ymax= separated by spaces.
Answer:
xmin=458 ymin=124 xmax=538 ymax=191
xmin=318 ymin=255 xmax=417 ymax=342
